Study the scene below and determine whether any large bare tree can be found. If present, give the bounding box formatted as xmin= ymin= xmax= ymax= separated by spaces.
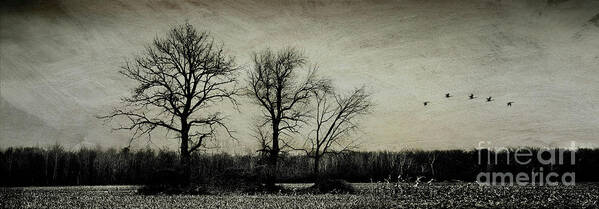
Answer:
xmin=101 ymin=23 xmax=238 ymax=185
xmin=299 ymin=86 xmax=372 ymax=179
xmin=247 ymin=47 xmax=328 ymax=187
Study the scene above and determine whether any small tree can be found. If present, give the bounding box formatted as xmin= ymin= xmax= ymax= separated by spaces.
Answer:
xmin=100 ymin=23 xmax=238 ymax=185
xmin=300 ymin=86 xmax=372 ymax=179
xmin=246 ymin=47 xmax=328 ymax=187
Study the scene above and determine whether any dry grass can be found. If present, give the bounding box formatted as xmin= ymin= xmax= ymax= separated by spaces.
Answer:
xmin=1 ymin=183 xmax=597 ymax=208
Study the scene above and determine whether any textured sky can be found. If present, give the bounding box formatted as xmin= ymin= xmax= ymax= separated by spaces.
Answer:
xmin=1 ymin=0 xmax=598 ymax=152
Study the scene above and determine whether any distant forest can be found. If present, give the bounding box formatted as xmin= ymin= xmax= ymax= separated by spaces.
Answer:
xmin=1 ymin=146 xmax=598 ymax=186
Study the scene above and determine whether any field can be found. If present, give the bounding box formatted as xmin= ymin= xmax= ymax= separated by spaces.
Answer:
xmin=1 ymin=183 xmax=598 ymax=208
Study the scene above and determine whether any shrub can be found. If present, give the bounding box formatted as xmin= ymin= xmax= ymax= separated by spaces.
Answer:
xmin=137 ymin=184 xmax=210 ymax=195
xmin=313 ymin=179 xmax=356 ymax=194
xmin=210 ymin=167 xmax=263 ymax=192
xmin=137 ymin=169 xmax=210 ymax=195
xmin=148 ymin=169 xmax=185 ymax=187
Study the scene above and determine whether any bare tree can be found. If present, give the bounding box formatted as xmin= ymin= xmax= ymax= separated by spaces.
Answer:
xmin=429 ymin=152 xmax=437 ymax=179
xmin=247 ymin=47 xmax=328 ymax=187
xmin=298 ymin=86 xmax=372 ymax=179
xmin=100 ymin=23 xmax=238 ymax=185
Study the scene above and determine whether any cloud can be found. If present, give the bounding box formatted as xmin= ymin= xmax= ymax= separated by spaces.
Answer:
xmin=1 ymin=0 xmax=598 ymax=150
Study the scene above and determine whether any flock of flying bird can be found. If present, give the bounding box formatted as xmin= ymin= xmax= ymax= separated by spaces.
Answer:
xmin=423 ymin=93 xmax=514 ymax=107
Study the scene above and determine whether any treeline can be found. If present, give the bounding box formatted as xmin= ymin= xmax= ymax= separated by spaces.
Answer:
xmin=1 ymin=146 xmax=598 ymax=186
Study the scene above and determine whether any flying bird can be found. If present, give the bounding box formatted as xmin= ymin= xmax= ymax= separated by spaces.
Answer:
xmin=507 ymin=102 xmax=513 ymax=106
xmin=445 ymin=93 xmax=451 ymax=98
xmin=424 ymin=101 xmax=430 ymax=106
xmin=469 ymin=94 xmax=475 ymax=100
xmin=486 ymin=97 xmax=493 ymax=102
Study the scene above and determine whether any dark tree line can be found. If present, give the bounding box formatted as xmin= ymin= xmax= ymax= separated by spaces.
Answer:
xmin=1 ymin=146 xmax=598 ymax=186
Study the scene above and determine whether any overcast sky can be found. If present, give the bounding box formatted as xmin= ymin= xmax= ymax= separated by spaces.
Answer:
xmin=1 ymin=0 xmax=598 ymax=152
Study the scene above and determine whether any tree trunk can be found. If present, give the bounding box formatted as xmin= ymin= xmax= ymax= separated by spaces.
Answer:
xmin=313 ymin=155 xmax=321 ymax=181
xmin=266 ymin=150 xmax=278 ymax=188
xmin=53 ymin=152 xmax=58 ymax=184
xmin=180 ymin=131 xmax=191 ymax=186
xmin=44 ymin=152 xmax=49 ymax=185
xmin=266 ymin=122 xmax=280 ymax=188
xmin=430 ymin=154 xmax=436 ymax=179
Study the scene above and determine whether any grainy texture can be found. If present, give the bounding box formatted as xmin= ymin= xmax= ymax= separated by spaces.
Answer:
xmin=2 ymin=183 xmax=597 ymax=208
xmin=2 ymin=0 xmax=599 ymax=151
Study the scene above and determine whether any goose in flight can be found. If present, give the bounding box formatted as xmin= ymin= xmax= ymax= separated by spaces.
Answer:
xmin=445 ymin=93 xmax=451 ymax=98
xmin=469 ymin=94 xmax=475 ymax=100
xmin=486 ymin=97 xmax=493 ymax=102
xmin=507 ymin=102 xmax=513 ymax=106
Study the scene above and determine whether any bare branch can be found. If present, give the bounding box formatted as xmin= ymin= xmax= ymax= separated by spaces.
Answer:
xmin=301 ymin=86 xmax=373 ymax=161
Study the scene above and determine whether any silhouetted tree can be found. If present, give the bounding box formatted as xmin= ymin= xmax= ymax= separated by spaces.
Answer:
xmin=247 ymin=47 xmax=328 ymax=187
xmin=298 ymin=86 xmax=372 ymax=179
xmin=100 ymin=23 xmax=238 ymax=185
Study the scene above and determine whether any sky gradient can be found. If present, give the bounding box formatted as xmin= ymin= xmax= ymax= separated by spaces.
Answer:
xmin=1 ymin=0 xmax=598 ymax=152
